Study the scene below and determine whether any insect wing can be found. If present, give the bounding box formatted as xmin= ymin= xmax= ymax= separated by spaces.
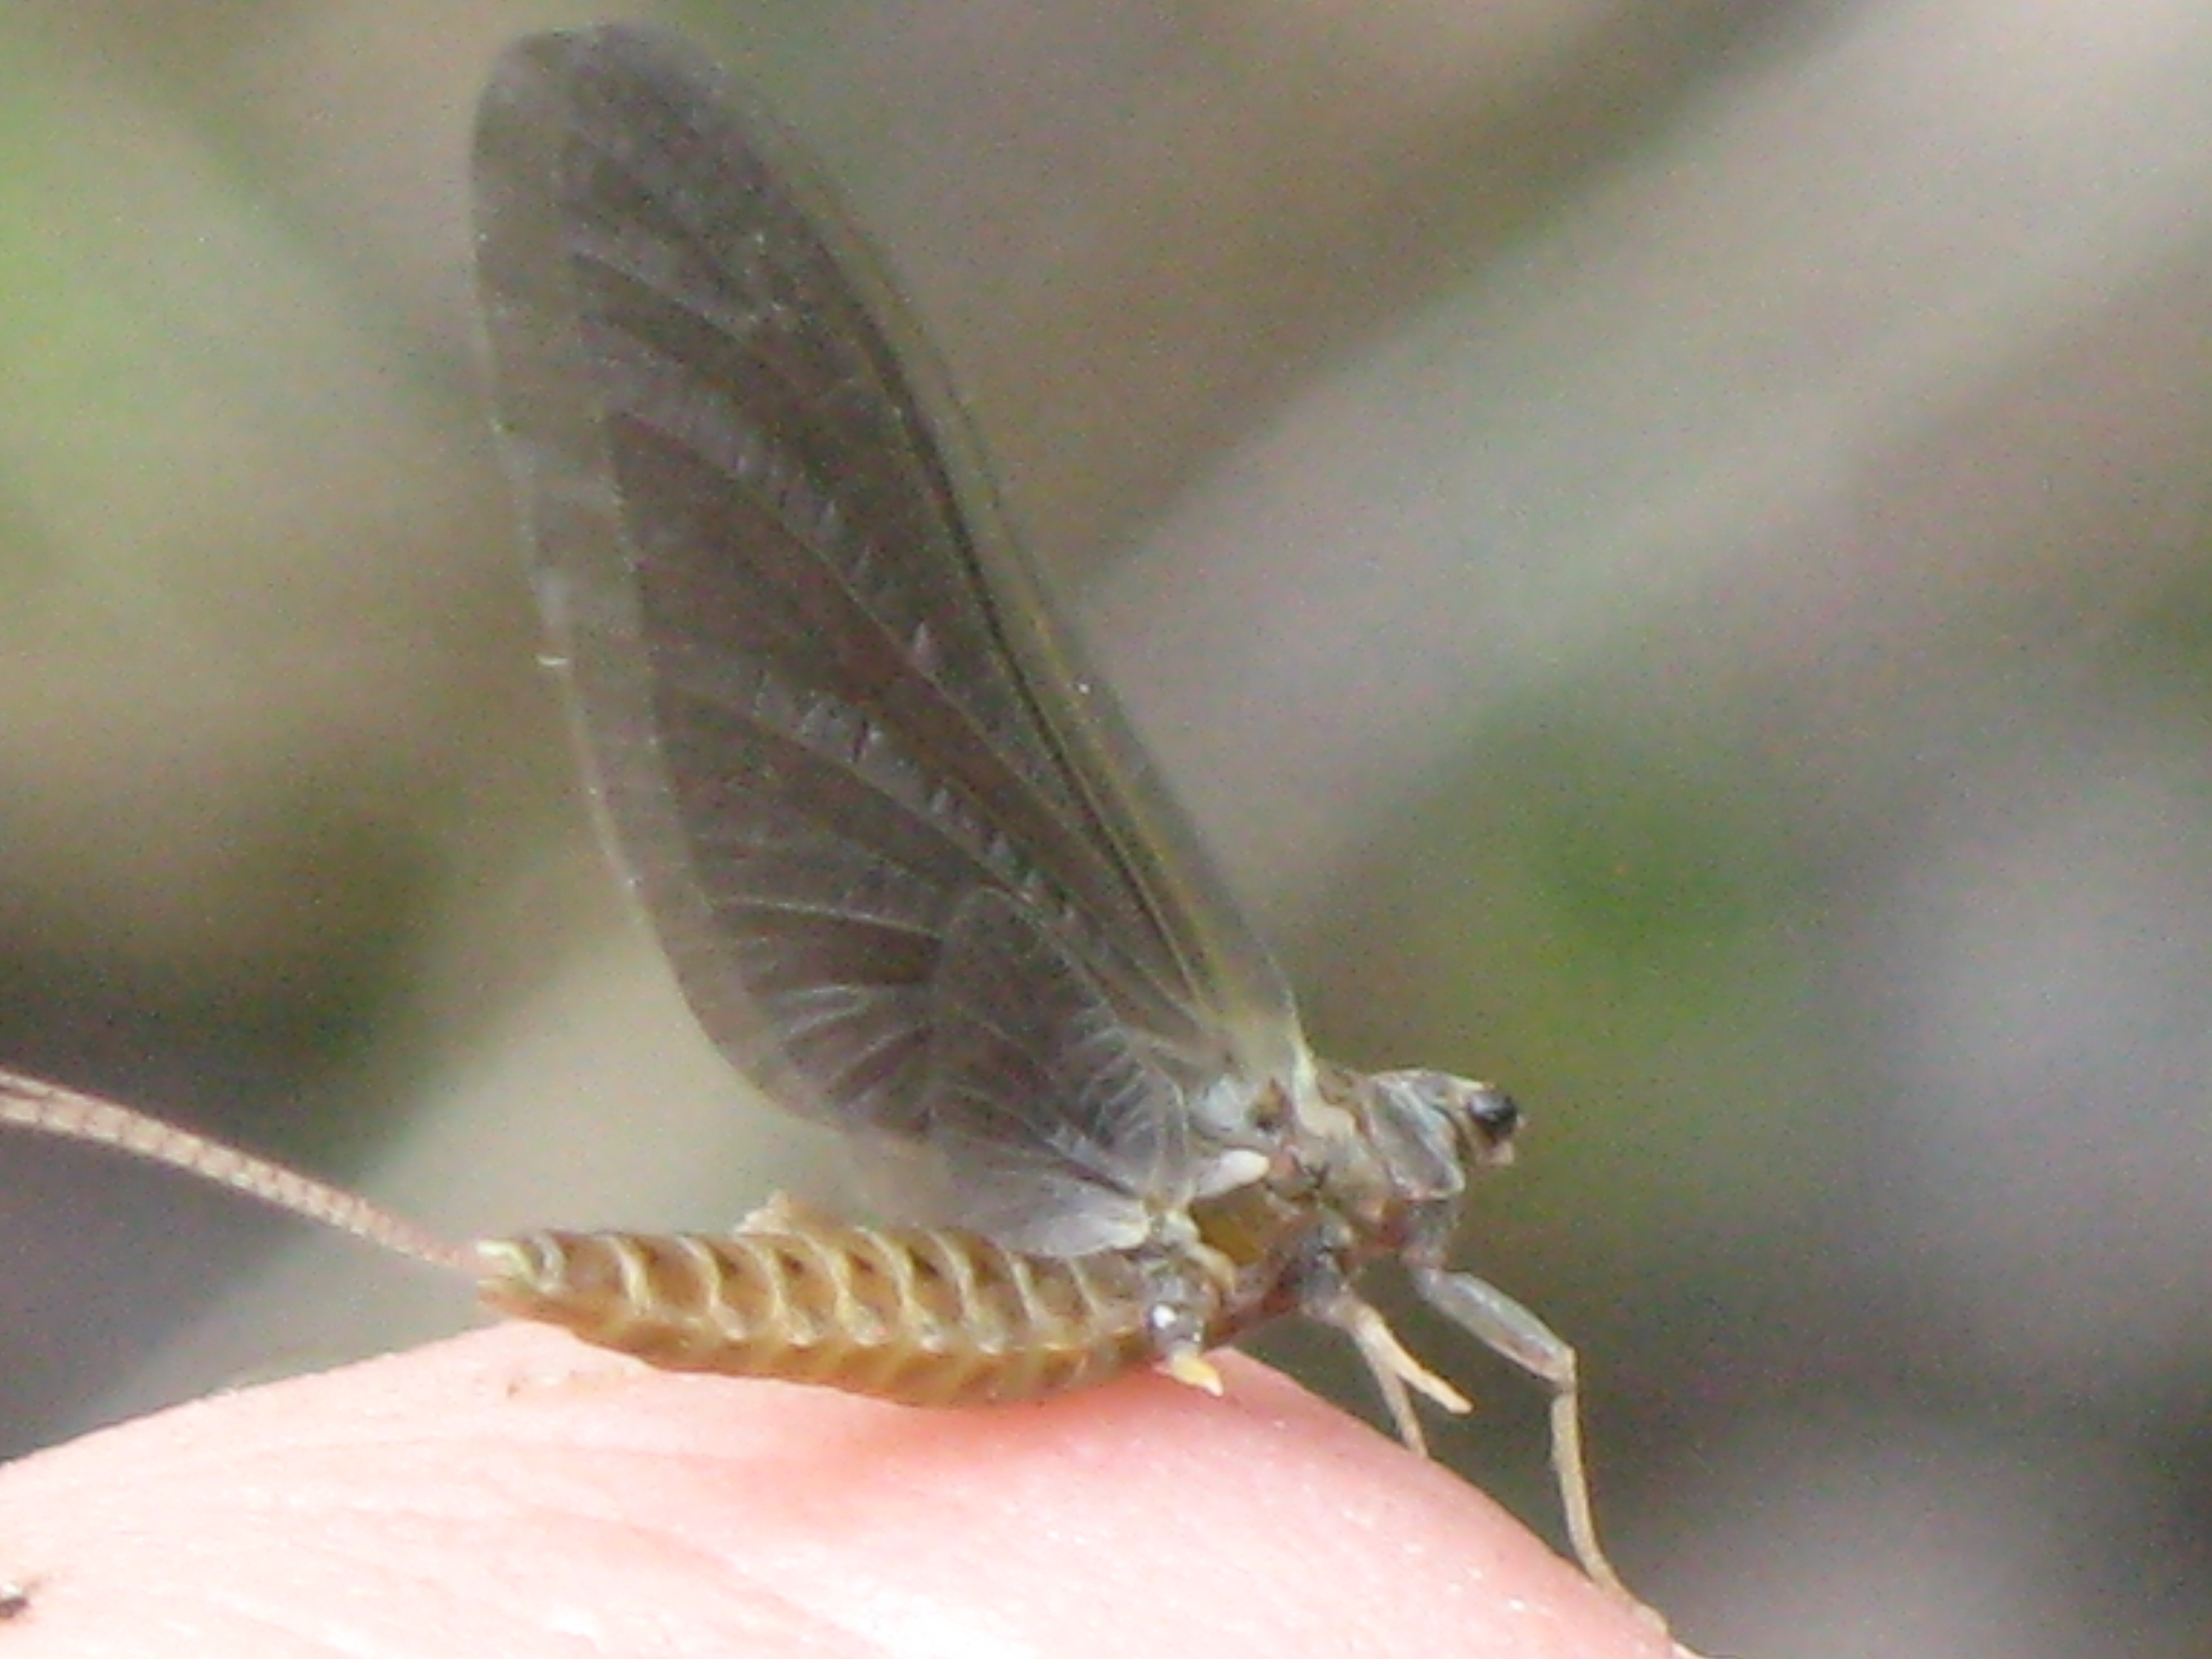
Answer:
xmin=470 ymin=27 xmax=1305 ymax=1241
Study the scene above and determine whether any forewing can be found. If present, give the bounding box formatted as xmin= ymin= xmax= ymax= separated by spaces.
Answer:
xmin=920 ymin=889 xmax=1186 ymax=1251
xmin=470 ymin=27 xmax=1305 ymax=1210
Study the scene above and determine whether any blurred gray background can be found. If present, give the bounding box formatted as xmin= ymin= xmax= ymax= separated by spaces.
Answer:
xmin=4 ymin=2 xmax=2211 ymax=1655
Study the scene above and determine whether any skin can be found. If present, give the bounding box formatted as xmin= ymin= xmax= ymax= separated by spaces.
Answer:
xmin=0 ymin=1323 xmax=1685 ymax=1658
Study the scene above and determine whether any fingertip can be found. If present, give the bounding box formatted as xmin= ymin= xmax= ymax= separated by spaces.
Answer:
xmin=0 ymin=1326 xmax=1672 ymax=1658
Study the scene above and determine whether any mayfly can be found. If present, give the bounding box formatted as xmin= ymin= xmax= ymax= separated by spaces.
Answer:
xmin=1 ymin=24 xmax=1629 ymax=1597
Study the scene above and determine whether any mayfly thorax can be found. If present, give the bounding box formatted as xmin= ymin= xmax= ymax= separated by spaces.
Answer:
xmin=1 ymin=23 xmax=1632 ymax=1601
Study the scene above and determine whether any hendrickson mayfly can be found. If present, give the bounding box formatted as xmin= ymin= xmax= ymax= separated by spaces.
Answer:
xmin=1 ymin=22 xmax=1635 ymax=1606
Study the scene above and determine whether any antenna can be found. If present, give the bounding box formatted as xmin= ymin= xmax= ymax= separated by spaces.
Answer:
xmin=0 ymin=1067 xmax=474 ymax=1277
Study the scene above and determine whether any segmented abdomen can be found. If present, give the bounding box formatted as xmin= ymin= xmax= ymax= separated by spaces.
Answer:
xmin=476 ymin=1218 xmax=1159 ymax=1406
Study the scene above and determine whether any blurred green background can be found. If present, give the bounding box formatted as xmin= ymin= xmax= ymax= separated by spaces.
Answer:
xmin=5 ymin=2 xmax=2212 ymax=1655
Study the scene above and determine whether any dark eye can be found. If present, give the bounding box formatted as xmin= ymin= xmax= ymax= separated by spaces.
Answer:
xmin=1465 ymin=1085 xmax=1521 ymax=1149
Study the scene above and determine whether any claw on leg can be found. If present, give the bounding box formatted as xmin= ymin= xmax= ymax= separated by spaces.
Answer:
xmin=1159 ymin=1347 xmax=1226 ymax=1396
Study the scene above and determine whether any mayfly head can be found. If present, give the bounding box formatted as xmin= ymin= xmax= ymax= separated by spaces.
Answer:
xmin=1356 ymin=1068 xmax=1522 ymax=1208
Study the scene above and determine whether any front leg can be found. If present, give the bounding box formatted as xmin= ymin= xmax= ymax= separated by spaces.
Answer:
xmin=1411 ymin=1264 xmax=1625 ymax=1600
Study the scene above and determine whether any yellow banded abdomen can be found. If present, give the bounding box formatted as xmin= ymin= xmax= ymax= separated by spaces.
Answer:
xmin=476 ymin=1218 xmax=1159 ymax=1407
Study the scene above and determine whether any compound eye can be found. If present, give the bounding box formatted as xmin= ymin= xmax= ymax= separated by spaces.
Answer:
xmin=1464 ymin=1084 xmax=1521 ymax=1151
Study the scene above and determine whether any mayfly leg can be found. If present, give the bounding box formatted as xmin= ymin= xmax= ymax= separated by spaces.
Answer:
xmin=1409 ymin=1264 xmax=1628 ymax=1601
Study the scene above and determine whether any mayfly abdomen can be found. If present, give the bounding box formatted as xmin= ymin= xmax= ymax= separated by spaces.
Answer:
xmin=477 ymin=1220 xmax=1159 ymax=1408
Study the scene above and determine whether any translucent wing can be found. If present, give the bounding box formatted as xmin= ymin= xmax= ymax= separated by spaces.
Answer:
xmin=471 ymin=27 xmax=1306 ymax=1241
